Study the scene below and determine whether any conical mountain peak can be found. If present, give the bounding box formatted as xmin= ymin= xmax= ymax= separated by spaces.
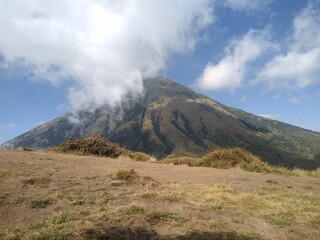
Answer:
xmin=5 ymin=76 xmax=320 ymax=169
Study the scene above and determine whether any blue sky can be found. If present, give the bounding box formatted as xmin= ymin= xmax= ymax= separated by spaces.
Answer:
xmin=0 ymin=0 xmax=319 ymax=144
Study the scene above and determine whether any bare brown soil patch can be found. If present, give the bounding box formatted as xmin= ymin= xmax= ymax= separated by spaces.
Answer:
xmin=0 ymin=149 xmax=319 ymax=239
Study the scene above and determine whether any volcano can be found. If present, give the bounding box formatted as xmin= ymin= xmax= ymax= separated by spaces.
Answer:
xmin=5 ymin=76 xmax=320 ymax=169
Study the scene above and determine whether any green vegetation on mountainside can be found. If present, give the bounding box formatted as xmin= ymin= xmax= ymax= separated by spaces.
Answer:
xmin=5 ymin=76 xmax=320 ymax=170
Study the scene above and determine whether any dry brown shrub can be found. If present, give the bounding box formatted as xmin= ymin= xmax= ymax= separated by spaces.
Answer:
xmin=50 ymin=136 xmax=126 ymax=158
xmin=200 ymin=147 xmax=270 ymax=172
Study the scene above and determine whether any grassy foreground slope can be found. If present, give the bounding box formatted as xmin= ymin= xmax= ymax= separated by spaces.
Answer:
xmin=0 ymin=149 xmax=320 ymax=240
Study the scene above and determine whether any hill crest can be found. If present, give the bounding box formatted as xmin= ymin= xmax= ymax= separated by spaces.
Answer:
xmin=4 ymin=76 xmax=320 ymax=169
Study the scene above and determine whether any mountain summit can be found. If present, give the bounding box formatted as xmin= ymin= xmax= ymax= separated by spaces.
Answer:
xmin=5 ymin=76 xmax=320 ymax=169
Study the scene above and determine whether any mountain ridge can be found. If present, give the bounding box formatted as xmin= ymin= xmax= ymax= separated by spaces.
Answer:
xmin=4 ymin=76 xmax=320 ymax=169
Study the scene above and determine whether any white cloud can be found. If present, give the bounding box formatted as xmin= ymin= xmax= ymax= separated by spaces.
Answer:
xmin=258 ymin=114 xmax=280 ymax=120
xmin=196 ymin=29 xmax=275 ymax=91
xmin=258 ymin=2 xmax=320 ymax=89
xmin=223 ymin=0 xmax=272 ymax=11
xmin=0 ymin=0 xmax=214 ymax=111
xmin=0 ymin=123 xmax=15 ymax=129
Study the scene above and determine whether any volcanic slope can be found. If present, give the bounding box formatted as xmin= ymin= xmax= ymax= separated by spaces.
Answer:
xmin=5 ymin=76 xmax=320 ymax=169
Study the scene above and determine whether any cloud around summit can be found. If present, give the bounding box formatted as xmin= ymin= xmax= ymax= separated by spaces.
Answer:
xmin=0 ymin=0 xmax=319 ymax=121
xmin=0 ymin=0 xmax=214 ymax=111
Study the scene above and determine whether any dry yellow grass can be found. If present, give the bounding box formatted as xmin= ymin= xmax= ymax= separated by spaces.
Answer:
xmin=164 ymin=147 xmax=320 ymax=178
xmin=1 ymin=149 xmax=319 ymax=239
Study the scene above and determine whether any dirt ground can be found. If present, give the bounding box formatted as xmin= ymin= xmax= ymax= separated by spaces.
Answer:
xmin=0 ymin=149 xmax=319 ymax=239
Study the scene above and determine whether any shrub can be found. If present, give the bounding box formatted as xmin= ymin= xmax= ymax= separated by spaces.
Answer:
xmin=200 ymin=147 xmax=270 ymax=172
xmin=20 ymin=147 xmax=34 ymax=151
xmin=161 ymin=148 xmax=319 ymax=177
xmin=109 ymin=168 xmax=137 ymax=183
xmin=108 ymin=168 xmax=156 ymax=186
xmin=50 ymin=136 xmax=157 ymax=161
xmin=127 ymin=151 xmax=152 ymax=161
xmin=239 ymin=160 xmax=270 ymax=173
xmin=50 ymin=136 xmax=126 ymax=158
